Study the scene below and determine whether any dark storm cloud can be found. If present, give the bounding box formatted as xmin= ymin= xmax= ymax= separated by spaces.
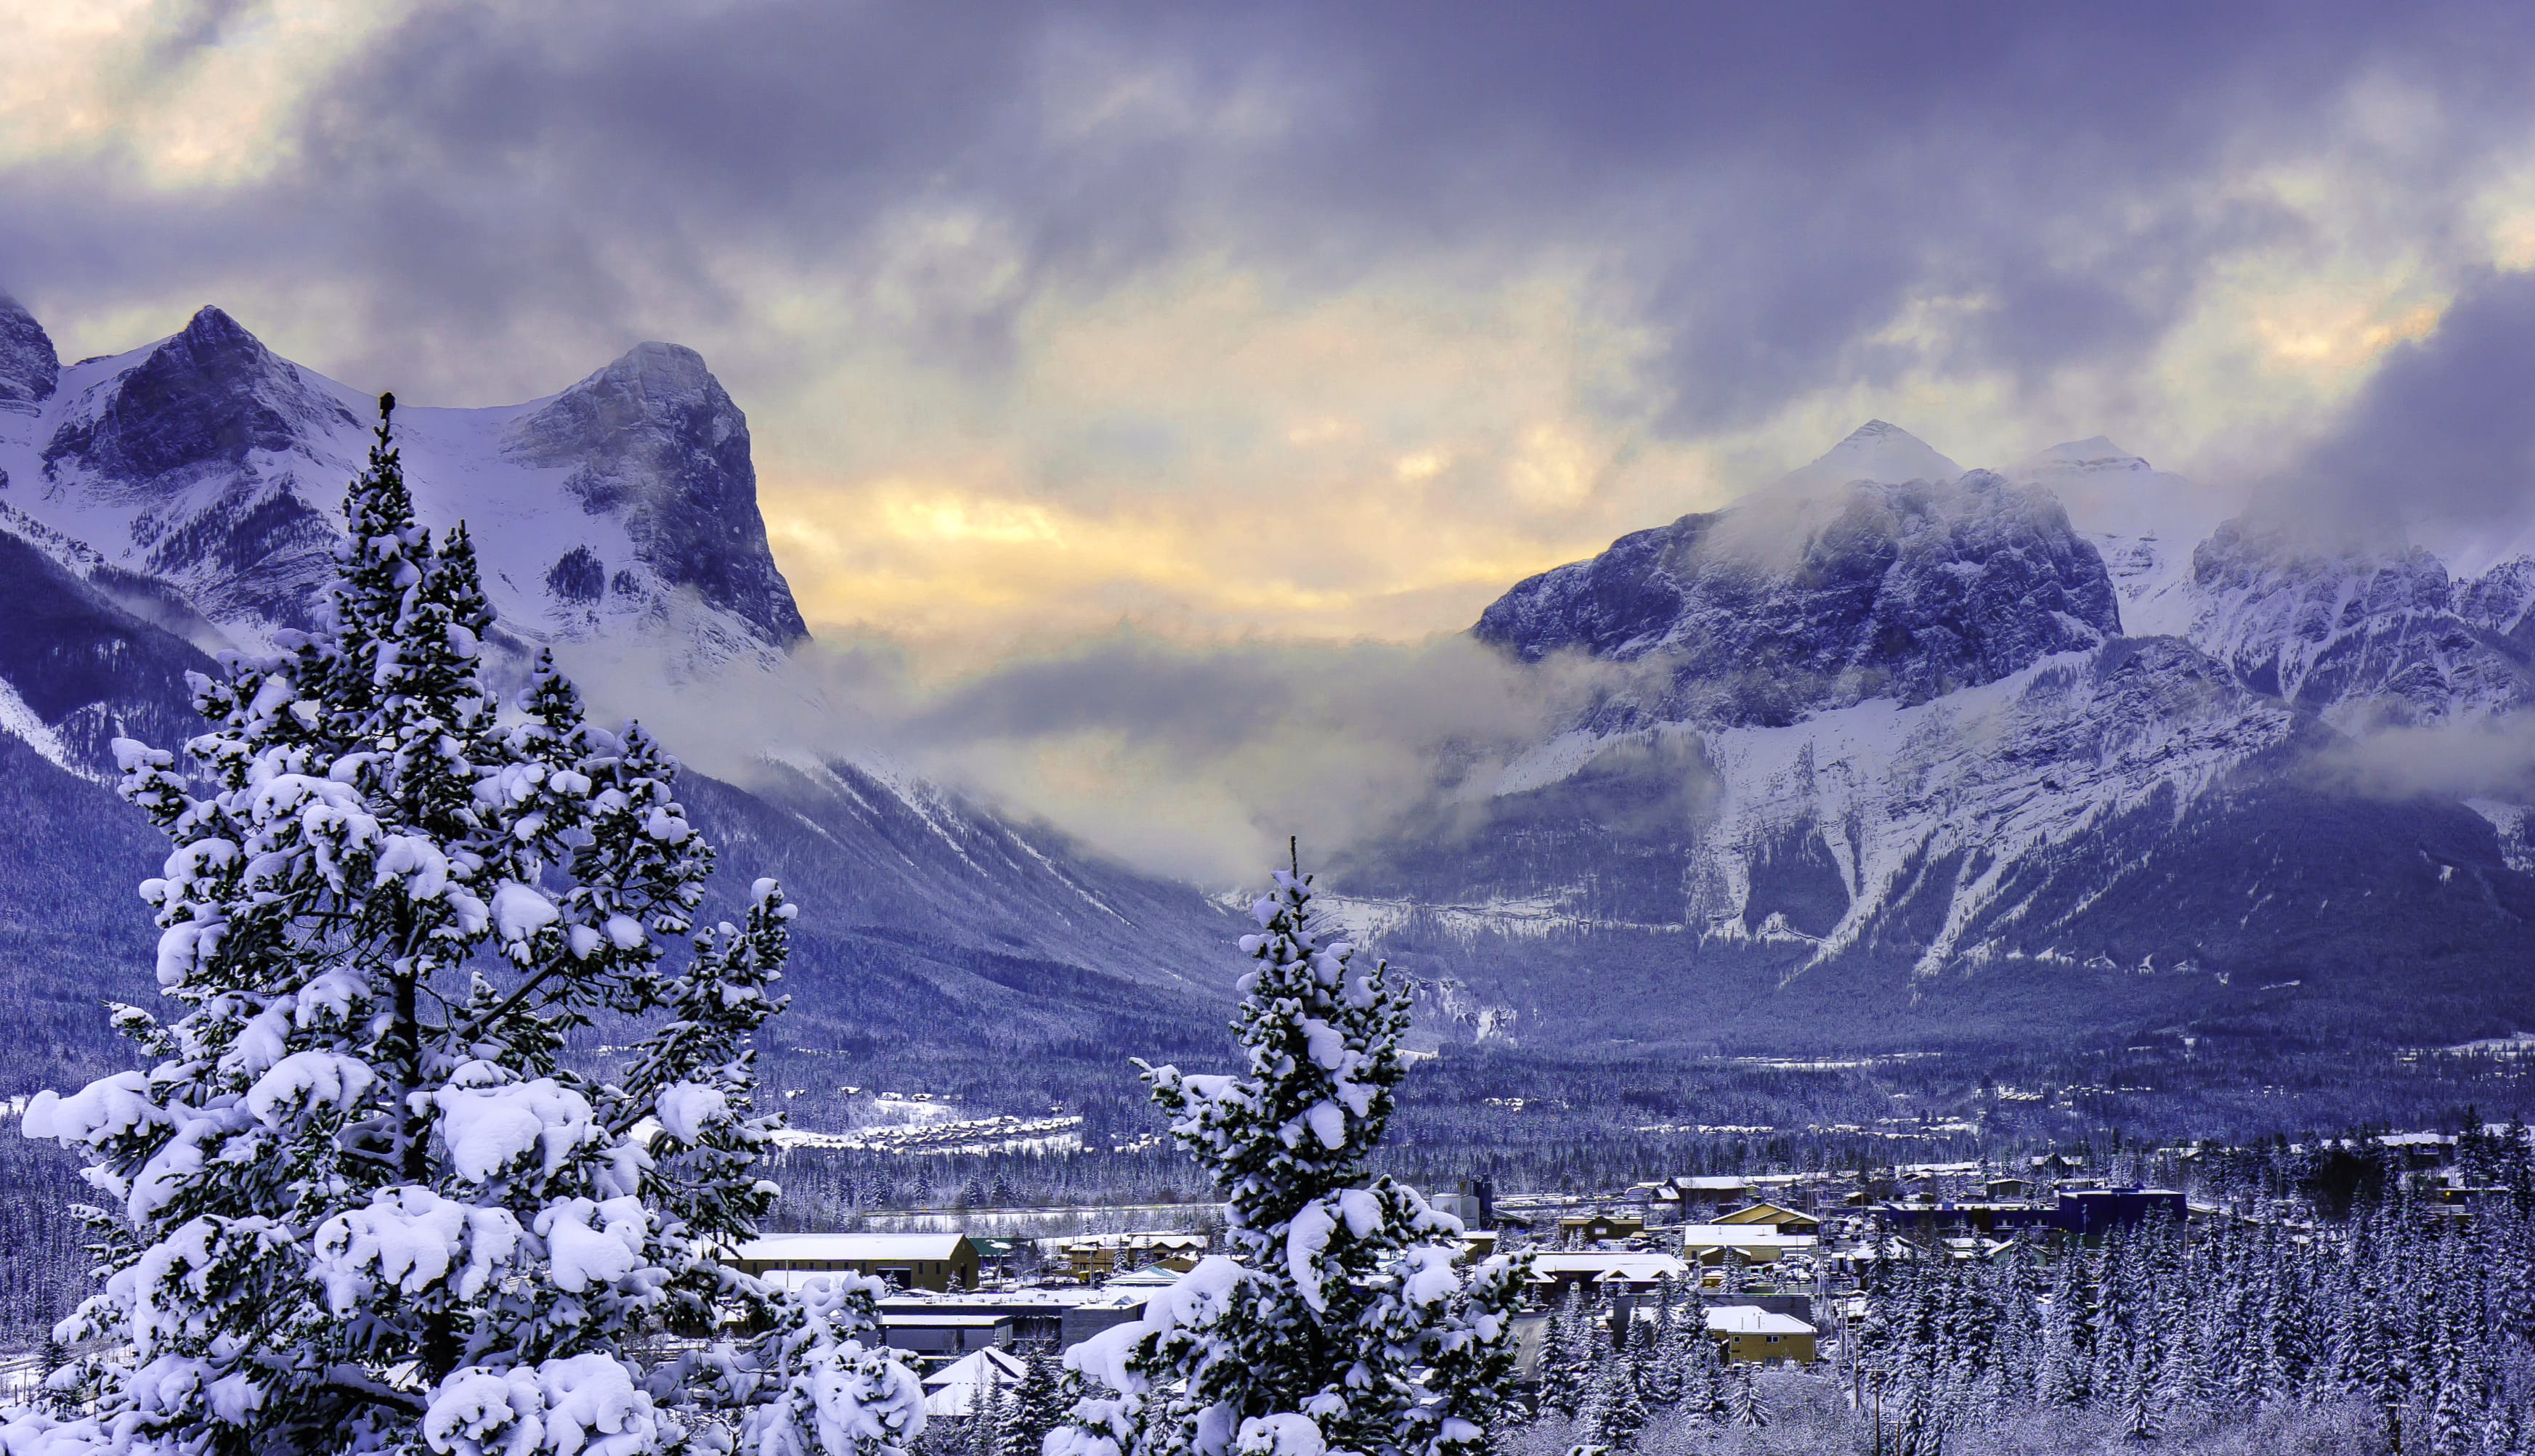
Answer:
xmin=13 ymin=1 xmax=2535 ymax=428
xmin=2268 ymin=268 xmax=2535 ymax=538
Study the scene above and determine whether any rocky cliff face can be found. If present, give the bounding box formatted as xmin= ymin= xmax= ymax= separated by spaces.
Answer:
xmin=1477 ymin=467 xmax=2122 ymax=727
xmin=0 ymin=295 xmax=58 ymax=407
xmin=2183 ymin=519 xmax=2535 ymax=725
xmin=505 ymin=341 xmax=808 ymax=647
xmin=31 ymin=306 xmax=352 ymax=629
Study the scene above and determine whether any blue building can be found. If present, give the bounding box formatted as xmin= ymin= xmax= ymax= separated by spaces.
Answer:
xmin=1870 ymin=1187 xmax=2186 ymax=1237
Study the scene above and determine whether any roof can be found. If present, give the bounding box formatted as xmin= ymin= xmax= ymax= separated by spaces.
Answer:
xmin=921 ymin=1349 xmax=1031 ymax=1417
xmin=732 ymin=1233 xmax=973 ymax=1263
xmin=1679 ymin=1224 xmax=1818 ymax=1248
xmin=1705 ymin=1306 xmax=1816 ymax=1336
xmin=1713 ymin=1203 xmax=1819 ymax=1226
xmin=881 ymin=1313 xmax=1012 ymax=1328
xmin=1521 ymin=1253 xmax=1690 ymax=1279
xmin=1675 ymin=1176 xmax=1751 ymax=1190
xmin=922 ymin=1349 xmax=1029 ymax=1389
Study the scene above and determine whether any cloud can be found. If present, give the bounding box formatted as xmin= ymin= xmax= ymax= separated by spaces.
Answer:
xmin=2260 ymin=268 xmax=2535 ymax=552
xmin=14 ymin=2 xmax=2535 ymax=658
xmin=556 ymin=626 xmax=1636 ymax=885
xmin=2310 ymin=715 xmax=2535 ymax=805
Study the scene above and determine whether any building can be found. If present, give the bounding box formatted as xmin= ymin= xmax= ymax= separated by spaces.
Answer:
xmin=1705 ymin=1305 xmax=1817 ymax=1364
xmin=2052 ymin=1187 xmax=2187 ymax=1236
xmin=920 ymin=1349 xmax=1031 ymax=1418
xmin=1711 ymin=1202 xmax=1821 ymax=1232
xmin=1432 ymin=1177 xmax=1496 ymax=1228
xmin=1679 ymin=1224 xmax=1817 ymax=1266
xmin=728 ymin=1233 xmax=983 ymax=1293
xmin=1634 ymin=1176 xmax=1751 ymax=1213
xmin=876 ymin=1290 xmax=1148 ymax=1351
xmin=1867 ymin=1187 xmax=2186 ymax=1239
xmin=1557 ymin=1211 xmax=1647 ymax=1243
xmin=1517 ymin=1251 xmax=1692 ymax=1299
xmin=1060 ymin=1232 xmax=1209 ymax=1283
xmin=880 ymin=1311 xmax=1013 ymax=1359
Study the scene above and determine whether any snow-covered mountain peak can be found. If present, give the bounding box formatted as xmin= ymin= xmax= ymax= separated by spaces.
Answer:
xmin=502 ymin=339 xmax=807 ymax=649
xmin=0 ymin=293 xmax=57 ymax=408
xmin=2028 ymin=436 xmax=2144 ymax=469
xmin=41 ymin=306 xmax=360 ymax=487
xmin=0 ymin=300 xmax=808 ymax=664
xmin=1777 ymin=418 xmax=1965 ymax=494
xmin=2005 ymin=438 xmax=2232 ymax=638
xmin=1475 ymin=465 xmax=2118 ymax=727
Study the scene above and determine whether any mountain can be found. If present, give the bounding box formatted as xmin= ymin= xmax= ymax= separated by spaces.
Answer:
xmin=0 ymin=306 xmax=804 ymax=664
xmin=1334 ymin=423 xmax=2535 ymax=1050
xmin=2005 ymin=437 xmax=2231 ymax=638
xmin=1476 ymin=468 xmax=2120 ymax=725
xmin=2182 ymin=518 xmax=2535 ymax=727
xmin=0 ymin=299 xmax=1241 ymax=1105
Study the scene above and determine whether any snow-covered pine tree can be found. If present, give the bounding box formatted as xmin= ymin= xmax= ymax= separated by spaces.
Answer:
xmin=1049 ymin=853 xmax=1525 ymax=1456
xmin=2117 ymin=1346 xmax=2159 ymax=1443
xmin=1724 ymin=1362 xmax=1767 ymax=1430
xmin=1568 ymin=1354 xmax=1644 ymax=1456
xmin=1003 ymin=1349 xmax=1067 ymax=1456
xmin=12 ymin=396 xmax=917 ymax=1456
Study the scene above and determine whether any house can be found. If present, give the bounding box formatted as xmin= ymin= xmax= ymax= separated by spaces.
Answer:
xmin=1679 ymin=1224 xmax=1818 ymax=1266
xmin=880 ymin=1311 xmax=1013 ymax=1359
xmin=877 ymin=1290 xmax=1132 ymax=1351
xmin=1705 ymin=1305 xmax=1817 ymax=1364
xmin=728 ymin=1233 xmax=983 ymax=1293
xmin=1712 ymin=1202 xmax=1820 ymax=1232
xmin=920 ymin=1348 xmax=1031 ymax=1418
xmin=1636 ymin=1176 xmax=1751 ymax=1212
xmin=1514 ymin=1252 xmax=1692 ymax=1299
xmin=1557 ymin=1211 xmax=1647 ymax=1243
xmin=1061 ymin=1232 xmax=1209 ymax=1283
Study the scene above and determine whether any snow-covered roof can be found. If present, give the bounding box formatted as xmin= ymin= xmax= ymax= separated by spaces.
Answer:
xmin=1704 ymin=1306 xmax=1815 ymax=1336
xmin=922 ymin=1349 xmax=1029 ymax=1390
xmin=732 ymin=1233 xmax=972 ymax=1262
xmin=1674 ymin=1176 xmax=1751 ymax=1189
xmin=921 ymin=1349 xmax=1031 ymax=1417
xmin=1520 ymin=1253 xmax=1690 ymax=1280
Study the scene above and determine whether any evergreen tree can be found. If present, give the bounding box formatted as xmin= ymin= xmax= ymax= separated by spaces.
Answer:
xmin=14 ymin=398 xmax=919 ymax=1456
xmin=1570 ymin=1355 xmax=1644 ymax=1455
xmin=1004 ymin=1349 xmax=1068 ymax=1456
xmin=1725 ymin=1361 xmax=1768 ymax=1430
xmin=1536 ymin=1287 xmax=1593 ymax=1420
xmin=1048 ymin=855 xmax=1525 ymax=1456
xmin=2118 ymin=1346 xmax=2159 ymax=1443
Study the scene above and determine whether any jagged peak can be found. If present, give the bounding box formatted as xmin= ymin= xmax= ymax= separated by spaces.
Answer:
xmin=578 ymin=340 xmax=722 ymax=402
xmin=136 ymin=304 xmax=296 ymax=386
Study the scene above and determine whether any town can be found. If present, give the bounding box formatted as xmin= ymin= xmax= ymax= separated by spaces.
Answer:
xmin=723 ymin=1121 xmax=2526 ymax=1449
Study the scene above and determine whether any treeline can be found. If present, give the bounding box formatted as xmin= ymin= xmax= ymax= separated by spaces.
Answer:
xmin=1846 ymin=1202 xmax=2534 ymax=1454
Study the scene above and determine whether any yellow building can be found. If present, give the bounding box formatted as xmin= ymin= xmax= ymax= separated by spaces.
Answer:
xmin=1712 ymin=1202 xmax=1822 ymax=1231
xmin=728 ymin=1233 xmax=982 ymax=1293
xmin=1705 ymin=1305 xmax=1817 ymax=1364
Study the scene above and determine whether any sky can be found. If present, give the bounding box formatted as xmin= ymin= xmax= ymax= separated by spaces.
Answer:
xmin=12 ymin=1 xmax=2535 ymax=662
xmin=14 ymin=2 xmax=2535 ymax=878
